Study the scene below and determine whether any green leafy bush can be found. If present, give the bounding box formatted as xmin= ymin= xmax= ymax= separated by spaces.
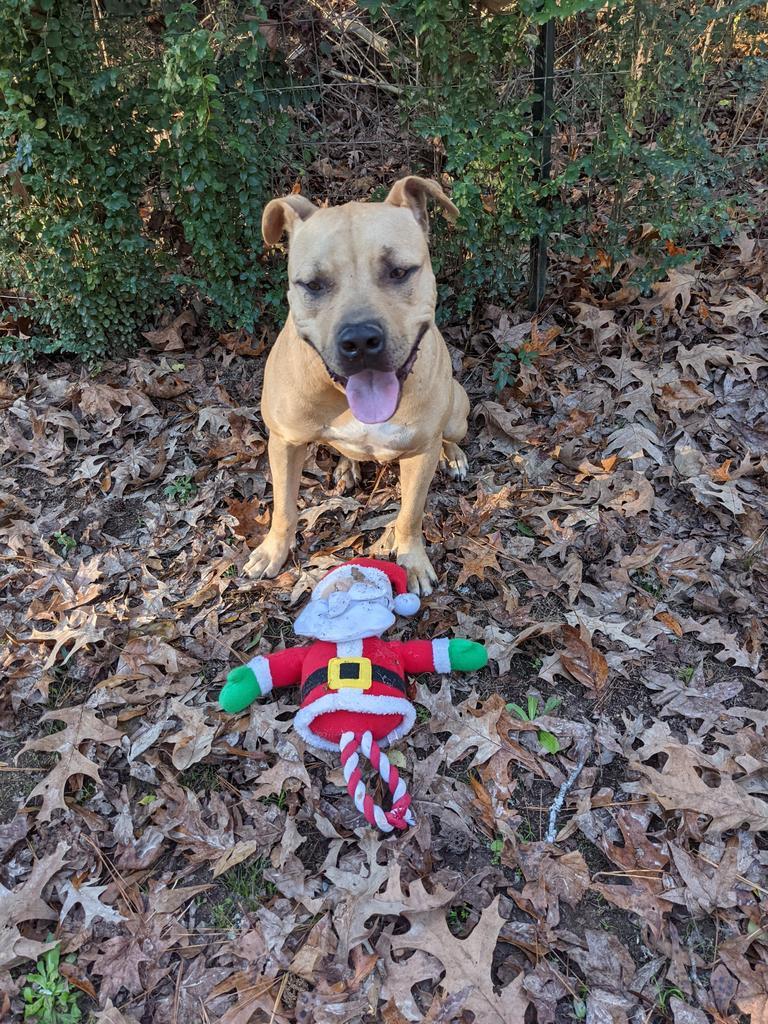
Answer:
xmin=0 ymin=0 xmax=163 ymax=360
xmin=0 ymin=0 xmax=762 ymax=360
xmin=0 ymin=0 xmax=297 ymax=361
xmin=366 ymin=0 xmax=759 ymax=311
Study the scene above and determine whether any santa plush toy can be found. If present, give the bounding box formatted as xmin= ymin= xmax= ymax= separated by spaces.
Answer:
xmin=219 ymin=558 xmax=487 ymax=832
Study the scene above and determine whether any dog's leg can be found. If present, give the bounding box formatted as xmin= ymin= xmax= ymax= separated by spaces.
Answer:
xmin=243 ymin=433 xmax=307 ymax=578
xmin=440 ymin=379 xmax=470 ymax=480
xmin=391 ymin=443 xmax=442 ymax=595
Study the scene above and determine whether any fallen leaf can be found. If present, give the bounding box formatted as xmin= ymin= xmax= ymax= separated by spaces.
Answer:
xmin=391 ymin=896 xmax=529 ymax=1024
xmin=655 ymin=611 xmax=683 ymax=637
xmin=0 ymin=841 xmax=68 ymax=970
xmin=167 ymin=700 xmax=216 ymax=771
xmin=16 ymin=708 xmax=123 ymax=821
xmin=60 ymin=881 xmax=125 ymax=927
xmin=560 ymin=625 xmax=609 ymax=693
xmin=142 ymin=309 xmax=196 ymax=351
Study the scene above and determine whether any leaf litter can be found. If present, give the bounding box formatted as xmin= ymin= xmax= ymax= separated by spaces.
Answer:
xmin=1 ymin=228 xmax=768 ymax=1022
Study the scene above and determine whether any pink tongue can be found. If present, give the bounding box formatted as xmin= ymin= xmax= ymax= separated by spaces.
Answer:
xmin=345 ymin=370 xmax=401 ymax=423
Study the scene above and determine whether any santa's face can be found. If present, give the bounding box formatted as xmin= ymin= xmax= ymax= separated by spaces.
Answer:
xmin=294 ymin=576 xmax=395 ymax=642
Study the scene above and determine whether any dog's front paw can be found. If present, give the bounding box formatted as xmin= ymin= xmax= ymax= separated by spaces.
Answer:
xmin=396 ymin=544 xmax=438 ymax=597
xmin=333 ymin=456 xmax=363 ymax=493
xmin=243 ymin=534 xmax=292 ymax=579
xmin=440 ymin=442 xmax=468 ymax=481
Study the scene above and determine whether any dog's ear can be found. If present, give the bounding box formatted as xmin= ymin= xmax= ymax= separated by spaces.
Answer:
xmin=262 ymin=195 xmax=318 ymax=245
xmin=385 ymin=176 xmax=458 ymax=234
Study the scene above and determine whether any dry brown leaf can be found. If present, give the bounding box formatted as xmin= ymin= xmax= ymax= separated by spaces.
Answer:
xmin=60 ymin=880 xmax=124 ymax=927
xmin=669 ymin=997 xmax=710 ymax=1024
xmin=648 ymin=265 xmax=697 ymax=316
xmin=141 ymin=309 xmax=195 ymax=351
xmin=627 ymin=724 xmax=768 ymax=832
xmin=212 ymin=841 xmax=263 ymax=880
xmin=92 ymin=1000 xmax=141 ymax=1024
xmin=0 ymin=841 xmax=67 ymax=970
xmin=391 ymin=896 xmax=529 ymax=1024
xmin=711 ymin=286 xmax=767 ymax=328
xmin=655 ymin=611 xmax=683 ymax=637
xmin=591 ymin=878 xmax=672 ymax=939
xmin=227 ymin=496 xmax=270 ymax=544
xmin=419 ymin=682 xmax=505 ymax=767
xmin=560 ymin=625 xmax=609 ymax=694
xmin=27 ymin=608 xmax=106 ymax=670
xmin=16 ymin=707 xmax=123 ymax=821
xmin=167 ymin=699 xmax=216 ymax=771
xmin=456 ymin=539 xmax=501 ymax=586
xmin=572 ymin=303 xmax=620 ymax=347
xmin=676 ymin=342 xmax=768 ymax=381
xmin=604 ymin=423 xmax=665 ymax=464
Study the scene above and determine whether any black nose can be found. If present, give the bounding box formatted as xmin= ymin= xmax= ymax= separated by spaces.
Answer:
xmin=336 ymin=321 xmax=385 ymax=362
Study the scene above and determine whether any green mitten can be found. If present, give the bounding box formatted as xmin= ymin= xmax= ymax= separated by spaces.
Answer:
xmin=448 ymin=638 xmax=488 ymax=672
xmin=219 ymin=665 xmax=262 ymax=714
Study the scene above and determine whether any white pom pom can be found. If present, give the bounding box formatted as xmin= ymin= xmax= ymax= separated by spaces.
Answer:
xmin=393 ymin=592 xmax=420 ymax=616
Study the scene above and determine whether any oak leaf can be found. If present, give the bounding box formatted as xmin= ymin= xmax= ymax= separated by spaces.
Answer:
xmin=167 ymin=699 xmax=216 ymax=771
xmin=560 ymin=624 xmax=609 ymax=694
xmin=391 ymin=896 xmax=529 ymax=1024
xmin=0 ymin=841 xmax=67 ymax=970
xmin=17 ymin=707 xmax=122 ymax=821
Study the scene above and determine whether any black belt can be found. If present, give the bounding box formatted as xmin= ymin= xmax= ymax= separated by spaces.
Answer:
xmin=301 ymin=663 xmax=406 ymax=701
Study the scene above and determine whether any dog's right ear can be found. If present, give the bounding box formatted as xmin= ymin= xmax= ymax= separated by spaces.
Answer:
xmin=262 ymin=195 xmax=318 ymax=245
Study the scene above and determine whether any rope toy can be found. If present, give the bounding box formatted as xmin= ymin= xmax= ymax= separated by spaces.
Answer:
xmin=339 ymin=730 xmax=414 ymax=832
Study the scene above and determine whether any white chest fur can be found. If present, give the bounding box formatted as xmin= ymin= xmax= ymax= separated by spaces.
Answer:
xmin=322 ymin=415 xmax=415 ymax=462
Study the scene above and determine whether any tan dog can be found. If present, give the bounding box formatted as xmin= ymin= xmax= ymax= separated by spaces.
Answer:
xmin=244 ymin=176 xmax=470 ymax=595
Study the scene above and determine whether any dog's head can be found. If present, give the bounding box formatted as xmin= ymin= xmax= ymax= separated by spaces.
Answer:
xmin=262 ymin=176 xmax=458 ymax=423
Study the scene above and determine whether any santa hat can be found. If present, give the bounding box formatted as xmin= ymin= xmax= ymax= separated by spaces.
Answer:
xmin=317 ymin=558 xmax=420 ymax=616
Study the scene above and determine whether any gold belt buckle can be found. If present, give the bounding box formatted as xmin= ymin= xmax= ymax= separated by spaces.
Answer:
xmin=327 ymin=657 xmax=372 ymax=691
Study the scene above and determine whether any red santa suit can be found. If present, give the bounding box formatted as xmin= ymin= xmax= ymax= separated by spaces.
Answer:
xmin=245 ymin=634 xmax=451 ymax=752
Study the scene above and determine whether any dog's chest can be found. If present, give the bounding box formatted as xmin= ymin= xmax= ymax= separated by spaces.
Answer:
xmin=322 ymin=417 xmax=414 ymax=462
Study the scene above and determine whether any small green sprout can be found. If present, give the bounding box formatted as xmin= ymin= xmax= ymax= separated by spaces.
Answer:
xmin=507 ymin=694 xmax=562 ymax=755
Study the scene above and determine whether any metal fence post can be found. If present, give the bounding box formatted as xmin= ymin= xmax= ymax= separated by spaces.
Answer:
xmin=528 ymin=17 xmax=556 ymax=310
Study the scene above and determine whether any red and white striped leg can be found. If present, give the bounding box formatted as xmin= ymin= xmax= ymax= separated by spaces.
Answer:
xmin=338 ymin=730 xmax=414 ymax=832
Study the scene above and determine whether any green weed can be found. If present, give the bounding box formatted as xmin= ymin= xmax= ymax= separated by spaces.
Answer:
xmin=164 ymin=476 xmax=197 ymax=506
xmin=507 ymin=694 xmax=562 ymax=755
xmin=52 ymin=532 xmax=76 ymax=556
xmin=220 ymin=856 xmax=274 ymax=913
xmin=22 ymin=941 xmax=81 ymax=1023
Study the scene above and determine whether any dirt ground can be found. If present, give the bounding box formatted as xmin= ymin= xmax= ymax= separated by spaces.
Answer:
xmin=1 ymin=234 xmax=767 ymax=1022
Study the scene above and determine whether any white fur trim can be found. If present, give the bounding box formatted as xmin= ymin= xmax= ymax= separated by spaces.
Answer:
xmin=294 ymin=691 xmax=416 ymax=751
xmin=432 ymin=638 xmax=451 ymax=674
xmin=247 ymin=655 xmax=273 ymax=695
xmin=337 ymin=639 xmax=363 ymax=657
xmin=394 ymin=592 xmax=420 ymax=616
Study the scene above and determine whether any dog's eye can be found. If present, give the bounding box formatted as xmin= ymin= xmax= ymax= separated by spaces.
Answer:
xmin=303 ymin=279 xmax=324 ymax=294
xmin=389 ymin=265 xmax=419 ymax=283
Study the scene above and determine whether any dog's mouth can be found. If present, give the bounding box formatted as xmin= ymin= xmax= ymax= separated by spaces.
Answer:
xmin=325 ymin=324 xmax=429 ymax=425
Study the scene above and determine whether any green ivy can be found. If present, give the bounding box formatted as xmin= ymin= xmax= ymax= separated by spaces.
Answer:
xmin=1 ymin=0 xmax=762 ymax=359
xmin=0 ymin=0 xmax=299 ymax=361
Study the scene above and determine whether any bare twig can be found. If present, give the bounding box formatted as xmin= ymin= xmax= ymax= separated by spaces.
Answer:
xmin=326 ymin=68 xmax=403 ymax=96
xmin=545 ymin=745 xmax=591 ymax=843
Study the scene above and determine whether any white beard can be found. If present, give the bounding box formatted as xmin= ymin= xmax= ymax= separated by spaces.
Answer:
xmin=294 ymin=597 xmax=395 ymax=642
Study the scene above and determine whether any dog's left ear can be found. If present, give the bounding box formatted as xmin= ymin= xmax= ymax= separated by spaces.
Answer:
xmin=262 ymin=194 xmax=318 ymax=246
xmin=385 ymin=176 xmax=458 ymax=234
